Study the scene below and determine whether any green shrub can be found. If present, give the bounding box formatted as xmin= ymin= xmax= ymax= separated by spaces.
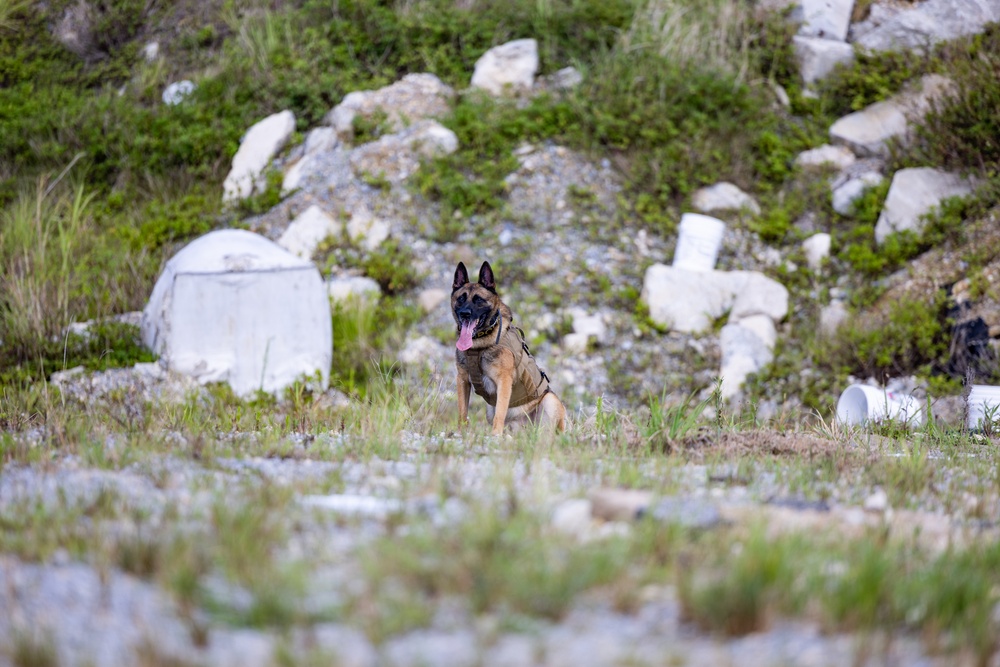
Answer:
xmin=360 ymin=239 xmax=422 ymax=296
xmin=330 ymin=296 xmax=422 ymax=395
xmin=819 ymin=48 xmax=935 ymax=116
xmin=909 ymin=25 xmax=1000 ymax=173
xmin=825 ymin=294 xmax=950 ymax=382
xmin=413 ymin=92 xmax=577 ymax=216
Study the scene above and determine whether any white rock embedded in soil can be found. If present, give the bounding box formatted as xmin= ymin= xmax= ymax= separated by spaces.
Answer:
xmin=223 ymin=110 xmax=296 ymax=202
xmin=470 ymin=39 xmax=539 ymax=96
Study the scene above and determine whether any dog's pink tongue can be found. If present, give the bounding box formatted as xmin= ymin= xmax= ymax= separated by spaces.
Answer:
xmin=456 ymin=322 xmax=476 ymax=351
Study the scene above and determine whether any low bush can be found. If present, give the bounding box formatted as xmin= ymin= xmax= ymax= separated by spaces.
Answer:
xmin=909 ymin=24 xmax=1000 ymax=174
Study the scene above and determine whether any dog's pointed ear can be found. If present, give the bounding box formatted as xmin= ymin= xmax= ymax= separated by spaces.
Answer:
xmin=452 ymin=262 xmax=470 ymax=293
xmin=478 ymin=261 xmax=496 ymax=293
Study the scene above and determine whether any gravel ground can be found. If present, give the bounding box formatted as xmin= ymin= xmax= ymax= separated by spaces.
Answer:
xmin=3 ymin=421 xmax=997 ymax=666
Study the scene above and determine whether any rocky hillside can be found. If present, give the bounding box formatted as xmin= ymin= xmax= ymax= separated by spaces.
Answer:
xmin=2 ymin=0 xmax=1000 ymax=417
xmin=6 ymin=3 xmax=1000 ymax=665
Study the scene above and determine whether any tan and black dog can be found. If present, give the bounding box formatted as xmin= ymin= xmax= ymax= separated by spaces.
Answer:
xmin=452 ymin=261 xmax=566 ymax=435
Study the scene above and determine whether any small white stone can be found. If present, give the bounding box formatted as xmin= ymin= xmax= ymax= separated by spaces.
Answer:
xmin=863 ymin=488 xmax=889 ymax=513
xmin=162 ymin=80 xmax=195 ymax=106
xmin=551 ymin=499 xmax=593 ymax=537
xmin=801 ymin=233 xmax=832 ymax=270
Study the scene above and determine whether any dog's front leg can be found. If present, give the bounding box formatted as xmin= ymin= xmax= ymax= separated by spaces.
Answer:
xmin=457 ymin=370 xmax=471 ymax=427
xmin=491 ymin=350 xmax=515 ymax=436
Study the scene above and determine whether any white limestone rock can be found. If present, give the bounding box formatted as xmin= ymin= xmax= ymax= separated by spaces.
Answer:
xmin=829 ymin=75 xmax=955 ymax=157
xmin=854 ymin=0 xmax=1000 ymax=53
xmin=277 ymin=205 xmax=342 ymax=259
xmin=832 ymin=171 xmax=884 ymax=216
xmin=729 ymin=272 xmax=790 ymax=323
xmin=303 ymin=127 xmax=338 ymax=156
xmin=875 ymin=168 xmax=974 ymax=244
xmin=802 ymin=233 xmax=832 ymax=270
xmin=794 ymin=144 xmax=856 ymax=171
xmin=691 ymin=182 xmax=761 ymax=215
xmin=223 ymin=110 xmax=296 ymax=203
xmin=569 ymin=308 xmax=609 ymax=346
xmin=471 ymin=39 xmax=539 ymax=96
xmin=799 ymin=0 xmax=855 ymax=41
xmin=140 ymin=229 xmax=332 ymax=396
xmin=346 ymin=205 xmax=390 ymax=251
xmin=282 ymin=155 xmax=316 ymax=195
xmin=640 ymin=265 xmax=788 ymax=334
xmin=793 ymin=35 xmax=855 ymax=84
xmin=641 ymin=265 xmax=741 ymax=333
xmin=328 ymin=276 xmax=381 ymax=304
xmin=142 ymin=41 xmax=159 ymax=62
xmin=719 ymin=320 xmax=776 ymax=399
xmin=349 ymin=120 xmax=458 ymax=184
xmin=325 ymin=73 xmax=455 ymax=141
xmin=537 ymin=66 xmax=583 ymax=91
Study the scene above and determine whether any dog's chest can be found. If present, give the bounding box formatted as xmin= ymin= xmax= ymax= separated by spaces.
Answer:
xmin=481 ymin=374 xmax=497 ymax=397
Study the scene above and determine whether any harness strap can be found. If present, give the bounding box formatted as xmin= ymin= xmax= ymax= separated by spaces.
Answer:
xmin=463 ymin=319 xmax=551 ymax=409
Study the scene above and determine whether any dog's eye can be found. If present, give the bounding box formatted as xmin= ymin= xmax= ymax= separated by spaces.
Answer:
xmin=456 ymin=294 xmax=466 ymax=305
xmin=472 ymin=296 xmax=484 ymax=305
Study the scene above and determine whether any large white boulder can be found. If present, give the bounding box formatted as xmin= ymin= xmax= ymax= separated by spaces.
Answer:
xmin=141 ymin=229 xmax=332 ymax=396
xmin=853 ymin=0 xmax=1000 ymax=52
xmin=874 ymin=168 xmax=974 ymax=243
xmin=640 ymin=265 xmax=788 ymax=334
xmin=223 ymin=110 xmax=296 ymax=203
xmin=470 ymin=39 xmax=539 ymax=96
xmin=641 ymin=266 xmax=739 ymax=333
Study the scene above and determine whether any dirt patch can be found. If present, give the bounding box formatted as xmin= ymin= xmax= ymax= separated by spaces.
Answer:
xmin=679 ymin=429 xmax=852 ymax=460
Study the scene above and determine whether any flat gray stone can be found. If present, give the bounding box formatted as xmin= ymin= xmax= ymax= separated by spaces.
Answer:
xmin=794 ymin=35 xmax=854 ymax=84
xmin=854 ymin=0 xmax=1000 ymax=52
xmin=645 ymin=497 xmax=723 ymax=529
xmin=874 ymin=167 xmax=974 ymax=243
xmin=829 ymin=75 xmax=955 ymax=157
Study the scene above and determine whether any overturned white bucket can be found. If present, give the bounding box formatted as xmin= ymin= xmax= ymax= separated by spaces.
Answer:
xmin=672 ymin=213 xmax=726 ymax=272
xmin=836 ymin=384 xmax=923 ymax=427
xmin=967 ymin=385 xmax=1000 ymax=431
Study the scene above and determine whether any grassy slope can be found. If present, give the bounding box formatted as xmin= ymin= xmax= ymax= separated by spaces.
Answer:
xmin=3 ymin=2 xmax=1000 ymax=659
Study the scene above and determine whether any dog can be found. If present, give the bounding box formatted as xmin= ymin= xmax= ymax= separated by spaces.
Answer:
xmin=451 ymin=261 xmax=566 ymax=435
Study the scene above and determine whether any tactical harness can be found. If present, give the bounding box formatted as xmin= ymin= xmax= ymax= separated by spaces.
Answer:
xmin=462 ymin=315 xmax=551 ymax=409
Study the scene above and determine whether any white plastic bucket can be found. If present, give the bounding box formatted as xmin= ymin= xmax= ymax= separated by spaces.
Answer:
xmin=967 ymin=385 xmax=1000 ymax=431
xmin=672 ymin=213 xmax=726 ymax=272
xmin=836 ymin=384 xmax=923 ymax=427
